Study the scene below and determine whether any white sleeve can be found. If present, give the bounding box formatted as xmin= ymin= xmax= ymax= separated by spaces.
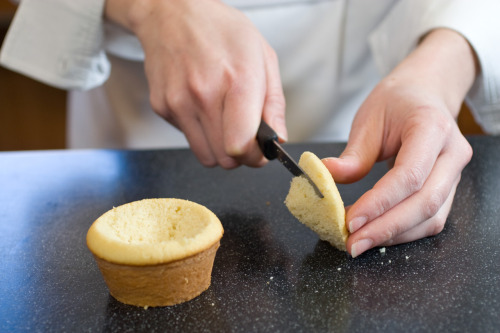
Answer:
xmin=369 ymin=0 xmax=500 ymax=135
xmin=0 ymin=0 xmax=110 ymax=90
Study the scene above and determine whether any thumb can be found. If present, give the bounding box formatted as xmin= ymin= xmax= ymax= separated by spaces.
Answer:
xmin=322 ymin=106 xmax=383 ymax=183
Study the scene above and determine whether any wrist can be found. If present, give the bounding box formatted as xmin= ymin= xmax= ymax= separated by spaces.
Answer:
xmin=384 ymin=28 xmax=479 ymax=116
xmin=106 ymin=0 xmax=223 ymax=36
xmin=105 ymin=0 xmax=156 ymax=33
xmin=104 ymin=0 xmax=135 ymax=30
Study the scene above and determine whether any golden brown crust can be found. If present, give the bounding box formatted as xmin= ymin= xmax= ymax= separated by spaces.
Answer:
xmin=94 ymin=241 xmax=220 ymax=307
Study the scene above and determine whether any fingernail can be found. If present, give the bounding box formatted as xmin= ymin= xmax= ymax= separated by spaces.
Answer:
xmin=271 ymin=117 xmax=288 ymax=142
xmin=277 ymin=134 xmax=288 ymax=143
xmin=351 ymin=239 xmax=373 ymax=258
xmin=348 ymin=216 xmax=367 ymax=233
xmin=277 ymin=129 xmax=288 ymax=143
xmin=321 ymin=157 xmax=338 ymax=163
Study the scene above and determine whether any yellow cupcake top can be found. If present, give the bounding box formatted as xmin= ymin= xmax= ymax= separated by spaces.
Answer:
xmin=87 ymin=198 xmax=224 ymax=265
xmin=285 ymin=151 xmax=348 ymax=251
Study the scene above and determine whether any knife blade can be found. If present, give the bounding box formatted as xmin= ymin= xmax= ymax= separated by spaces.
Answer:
xmin=257 ymin=120 xmax=324 ymax=198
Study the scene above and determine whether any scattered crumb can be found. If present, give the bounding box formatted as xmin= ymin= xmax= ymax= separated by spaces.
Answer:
xmin=337 ymin=267 xmax=341 ymax=271
xmin=211 ymin=303 xmax=215 ymax=306
xmin=389 ymin=260 xmax=392 ymax=264
xmin=143 ymin=305 xmax=149 ymax=310
xmin=270 ymin=276 xmax=274 ymax=281
xmin=379 ymin=247 xmax=386 ymax=254
xmin=405 ymin=256 xmax=410 ymax=260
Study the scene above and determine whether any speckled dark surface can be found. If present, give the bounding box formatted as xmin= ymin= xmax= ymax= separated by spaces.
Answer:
xmin=1 ymin=137 xmax=499 ymax=332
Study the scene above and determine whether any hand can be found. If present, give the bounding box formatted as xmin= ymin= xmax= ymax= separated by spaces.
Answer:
xmin=323 ymin=29 xmax=478 ymax=257
xmin=105 ymin=0 xmax=287 ymax=168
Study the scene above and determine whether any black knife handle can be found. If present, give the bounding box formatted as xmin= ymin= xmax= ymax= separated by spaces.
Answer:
xmin=257 ymin=120 xmax=279 ymax=160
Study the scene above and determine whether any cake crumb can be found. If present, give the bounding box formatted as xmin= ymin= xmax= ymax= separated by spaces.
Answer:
xmin=143 ymin=305 xmax=149 ymax=310
xmin=405 ymin=255 xmax=410 ymax=260
xmin=337 ymin=267 xmax=341 ymax=271
xmin=379 ymin=247 xmax=386 ymax=254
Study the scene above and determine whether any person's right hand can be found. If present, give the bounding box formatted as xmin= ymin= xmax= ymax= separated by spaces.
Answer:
xmin=106 ymin=0 xmax=287 ymax=168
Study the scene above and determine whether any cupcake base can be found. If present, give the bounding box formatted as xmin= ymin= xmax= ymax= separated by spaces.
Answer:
xmin=94 ymin=241 xmax=220 ymax=307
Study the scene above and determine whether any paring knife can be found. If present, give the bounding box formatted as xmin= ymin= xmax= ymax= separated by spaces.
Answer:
xmin=257 ymin=120 xmax=324 ymax=198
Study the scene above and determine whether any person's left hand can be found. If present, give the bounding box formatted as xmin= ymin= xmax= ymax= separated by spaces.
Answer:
xmin=323 ymin=29 xmax=478 ymax=257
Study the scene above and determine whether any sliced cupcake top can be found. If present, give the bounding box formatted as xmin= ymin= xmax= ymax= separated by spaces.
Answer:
xmin=285 ymin=151 xmax=348 ymax=251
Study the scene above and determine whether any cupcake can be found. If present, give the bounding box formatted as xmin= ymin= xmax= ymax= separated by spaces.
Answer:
xmin=87 ymin=198 xmax=224 ymax=307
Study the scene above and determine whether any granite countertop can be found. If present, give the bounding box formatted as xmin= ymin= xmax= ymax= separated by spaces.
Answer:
xmin=0 ymin=136 xmax=499 ymax=332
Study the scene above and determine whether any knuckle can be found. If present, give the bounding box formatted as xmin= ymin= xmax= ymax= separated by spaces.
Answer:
xmin=429 ymin=216 xmax=447 ymax=236
xmin=197 ymin=155 xmax=217 ymax=168
xmin=266 ymin=90 xmax=286 ymax=110
xmin=187 ymin=78 xmax=216 ymax=111
xmin=227 ymin=76 xmax=248 ymax=96
xmin=404 ymin=166 xmax=426 ymax=193
xmin=165 ymin=89 xmax=187 ymax=112
xmin=218 ymin=157 xmax=240 ymax=170
xmin=368 ymin=189 xmax=394 ymax=218
xmin=157 ymin=108 xmax=176 ymax=124
xmin=432 ymin=112 xmax=453 ymax=136
xmin=225 ymin=142 xmax=248 ymax=159
xmin=149 ymin=91 xmax=164 ymax=114
xmin=201 ymin=160 xmax=217 ymax=168
xmin=362 ymin=189 xmax=393 ymax=218
xmin=150 ymin=93 xmax=174 ymax=122
xmin=423 ymin=190 xmax=446 ymax=220
xmin=460 ymin=138 xmax=473 ymax=164
xmin=404 ymin=107 xmax=453 ymax=139
xmin=228 ymin=64 xmax=262 ymax=89
xmin=406 ymin=106 xmax=433 ymax=126
xmin=374 ymin=196 xmax=392 ymax=217
xmin=382 ymin=223 xmax=402 ymax=243
xmin=222 ymin=64 xmax=238 ymax=85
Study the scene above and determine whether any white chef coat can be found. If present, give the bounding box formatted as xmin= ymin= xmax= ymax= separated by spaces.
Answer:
xmin=1 ymin=0 xmax=499 ymax=149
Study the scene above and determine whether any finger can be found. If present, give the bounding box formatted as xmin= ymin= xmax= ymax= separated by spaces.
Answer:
xmin=346 ymin=120 xmax=453 ymax=234
xmin=149 ymin=84 xmax=219 ymax=168
xmin=222 ymin=65 xmax=267 ymax=167
xmin=380 ymin=178 xmax=457 ymax=246
xmin=347 ymin=155 xmax=462 ymax=258
xmin=261 ymin=45 xmax=287 ymax=143
xmin=177 ymin=113 xmax=218 ymax=167
xmin=195 ymin=92 xmax=241 ymax=169
xmin=199 ymin=111 xmax=241 ymax=169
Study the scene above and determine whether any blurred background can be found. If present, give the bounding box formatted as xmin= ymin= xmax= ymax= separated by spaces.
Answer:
xmin=0 ymin=0 xmax=483 ymax=152
xmin=0 ymin=0 xmax=66 ymax=151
